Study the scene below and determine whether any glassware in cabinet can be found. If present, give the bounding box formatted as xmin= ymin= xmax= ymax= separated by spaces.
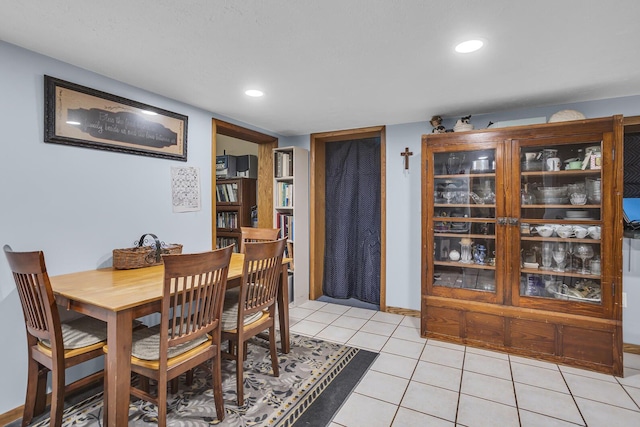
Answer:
xmin=431 ymin=148 xmax=498 ymax=293
xmin=518 ymin=140 xmax=603 ymax=305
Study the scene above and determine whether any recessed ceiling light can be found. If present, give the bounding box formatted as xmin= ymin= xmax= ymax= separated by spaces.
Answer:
xmin=245 ymin=89 xmax=264 ymax=97
xmin=455 ymin=39 xmax=484 ymax=53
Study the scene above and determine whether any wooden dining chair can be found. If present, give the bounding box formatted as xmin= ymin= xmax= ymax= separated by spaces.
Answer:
xmin=239 ymin=226 xmax=280 ymax=253
xmin=221 ymin=238 xmax=286 ymax=405
xmin=106 ymin=245 xmax=233 ymax=426
xmin=3 ymin=245 xmax=107 ymax=427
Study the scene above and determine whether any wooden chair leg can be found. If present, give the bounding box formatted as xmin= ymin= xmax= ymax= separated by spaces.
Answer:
xmin=157 ymin=375 xmax=167 ymax=427
xmin=50 ymin=365 xmax=65 ymax=427
xmin=103 ymin=364 xmax=108 ymax=427
xmin=269 ymin=326 xmax=279 ymax=377
xmin=22 ymin=359 xmax=44 ymax=425
xmin=139 ymin=375 xmax=150 ymax=392
xmin=212 ymin=355 xmax=225 ymax=421
xmin=34 ymin=366 xmax=48 ymax=417
xmin=170 ymin=377 xmax=179 ymax=394
xmin=236 ymin=340 xmax=244 ymax=406
xmin=186 ymin=369 xmax=194 ymax=386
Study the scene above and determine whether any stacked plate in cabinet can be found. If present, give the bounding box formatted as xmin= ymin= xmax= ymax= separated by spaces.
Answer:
xmin=564 ymin=210 xmax=593 ymax=220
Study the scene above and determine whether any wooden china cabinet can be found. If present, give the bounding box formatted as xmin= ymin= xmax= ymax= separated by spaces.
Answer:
xmin=421 ymin=115 xmax=624 ymax=375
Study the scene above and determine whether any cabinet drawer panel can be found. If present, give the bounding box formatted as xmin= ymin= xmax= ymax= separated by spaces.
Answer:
xmin=466 ymin=312 xmax=504 ymax=345
xmin=562 ymin=326 xmax=613 ymax=366
xmin=424 ymin=306 xmax=460 ymax=337
xmin=509 ymin=318 xmax=555 ymax=355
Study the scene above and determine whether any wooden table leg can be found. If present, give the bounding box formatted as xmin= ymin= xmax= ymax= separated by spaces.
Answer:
xmin=105 ymin=309 xmax=133 ymax=427
xmin=277 ymin=262 xmax=290 ymax=353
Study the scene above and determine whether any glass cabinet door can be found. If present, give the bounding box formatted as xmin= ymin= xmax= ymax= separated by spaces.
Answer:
xmin=429 ymin=147 xmax=501 ymax=301
xmin=517 ymin=139 xmax=603 ymax=308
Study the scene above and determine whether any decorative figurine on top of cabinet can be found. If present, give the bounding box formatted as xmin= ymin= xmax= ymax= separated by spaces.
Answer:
xmin=453 ymin=115 xmax=474 ymax=132
xmin=430 ymin=115 xmax=446 ymax=133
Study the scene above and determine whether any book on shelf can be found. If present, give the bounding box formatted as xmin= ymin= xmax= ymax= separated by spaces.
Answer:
xmin=275 ymin=151 xmax=294 ymax=178
xmin=282 ymin=152 xmax=291 ymax=177
xmin=230 ymin=182 xmax=238 ymax=202
xmin=276 ymin=152 xmax=282 ymax=178
xmin=215 ymin=183 xmax=227 ymax=202
xmin=216 ymin=211 xmax=238 ymax=229
xmin=275 ymin=212 xmax=294 ymax=241
xmin=216 ymin=236 xmax=239 ymax=252
xmin=215 ymin=182 xmax=239 ymax=203
xmin=276 ymin=182 xmax=293 ymax=207
xmin=215 ymin=184 xmax=223 ymax=202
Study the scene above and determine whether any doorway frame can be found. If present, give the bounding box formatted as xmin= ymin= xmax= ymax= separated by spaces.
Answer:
xmin=310 ymin=126 xmax=387 ymax=310
xmin=624 ymin=115 xmax=640 ymax=133
xmin=211 ymin=119 xmax=278 ymax=249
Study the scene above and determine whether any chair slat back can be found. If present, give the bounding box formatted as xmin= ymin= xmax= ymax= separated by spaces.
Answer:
xmin=160 ymin=245 xmax=233 ymax=352
xmin=3 ymin=245 xmax=61 ymax=343
xmin=239 ymin=227 xmax=280 ymax=253
xmin=241 ymin=238 xmax=286 ymax=315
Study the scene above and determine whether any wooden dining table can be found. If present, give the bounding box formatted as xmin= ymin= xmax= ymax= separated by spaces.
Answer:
xmin=50 ymin=252 xmax=291 ymax=427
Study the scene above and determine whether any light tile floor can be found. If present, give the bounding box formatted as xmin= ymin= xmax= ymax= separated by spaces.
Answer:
xmin=286 ymin=300 xmax=640 ymax=427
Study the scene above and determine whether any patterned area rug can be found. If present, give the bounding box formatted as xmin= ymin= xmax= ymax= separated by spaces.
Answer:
xmin=23 ymin=334 xmax=377 ymax=427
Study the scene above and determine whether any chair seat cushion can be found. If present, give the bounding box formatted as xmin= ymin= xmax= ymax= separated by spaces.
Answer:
xmin=130 ymin=324 xmax=209 ymax=361
xmin=221 ymin=287 xmax=264 ymax=331
xmin=40 ymin=316 xmax=107 ymax=350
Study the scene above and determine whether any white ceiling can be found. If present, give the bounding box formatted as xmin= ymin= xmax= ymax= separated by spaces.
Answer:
xmin=2 ymin=0 xmax=640 ymax=136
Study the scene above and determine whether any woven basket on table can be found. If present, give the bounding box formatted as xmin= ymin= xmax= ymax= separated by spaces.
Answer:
xmin=113 ymin=233 xmax=182 ymax=270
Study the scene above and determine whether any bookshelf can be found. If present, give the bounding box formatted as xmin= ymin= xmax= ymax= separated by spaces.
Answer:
xmin=274 ymin=146 xmax=309 ymax=306
xmin=215 ymin=177 xmax=256 ymax=252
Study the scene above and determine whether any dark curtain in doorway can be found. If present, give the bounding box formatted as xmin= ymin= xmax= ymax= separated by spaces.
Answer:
xmin=323 ymin=137 xmax=381 ymax=304
xmin=625 ymin=133 xmax=640 ymax=197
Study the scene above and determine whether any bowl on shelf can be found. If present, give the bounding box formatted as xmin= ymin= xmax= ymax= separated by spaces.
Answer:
xmin=567 ymin=160 xmax=583 ymax=170
xmin=570 ymin=193 xmax=587 ymax=205
xmin=567 ymin=183 xmax=586 ymax=194
xmin=556 ymin=225 xmax=574 ymax=238
xmin=535 ymin=225 xmax=554 ymax=237
xmin=573 ymin=226 xmax=589 ymax=239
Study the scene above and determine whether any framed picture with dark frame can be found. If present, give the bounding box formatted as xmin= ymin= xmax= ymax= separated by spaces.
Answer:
xmin=44 ymin=75 xmax=188 ymax=161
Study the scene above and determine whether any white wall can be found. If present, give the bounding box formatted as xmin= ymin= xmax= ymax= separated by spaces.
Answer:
xmin=0 ymin=41 xmax=278 ymax=414
xmin=216 ymin=134 xmax=259 ymax=156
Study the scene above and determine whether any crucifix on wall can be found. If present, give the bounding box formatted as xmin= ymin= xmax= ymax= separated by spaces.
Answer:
xmin=401 ymin=147 xmax=413 ymax=170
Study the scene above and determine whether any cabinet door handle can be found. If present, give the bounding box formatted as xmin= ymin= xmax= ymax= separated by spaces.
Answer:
xmin=508 ymin=218 xmax=519 ymax=226
xmin=497 ymin=217 xmax=507 ymax=225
